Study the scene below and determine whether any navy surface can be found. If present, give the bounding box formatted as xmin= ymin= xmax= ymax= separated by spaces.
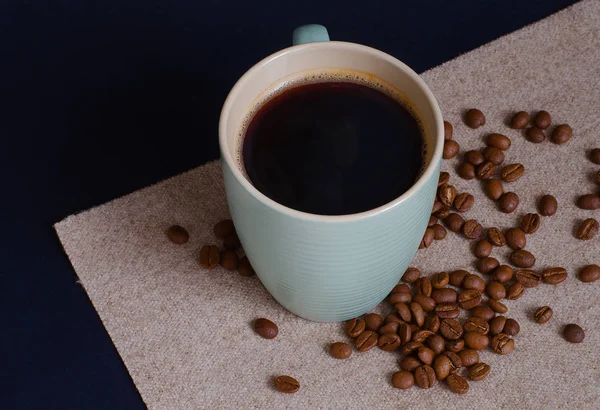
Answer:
xmin=0 ymin=1 xmax=576 ymax=408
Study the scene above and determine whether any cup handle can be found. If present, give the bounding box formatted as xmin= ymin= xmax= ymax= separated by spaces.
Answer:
xmin=292 ymin=24 xmax=330 ymax=45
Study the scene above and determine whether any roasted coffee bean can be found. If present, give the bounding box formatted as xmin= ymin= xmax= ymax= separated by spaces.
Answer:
xmin=439 ymin=184 xmax=457 ymax=207
xmin=449 ymin=270 xmax=469 ymax=287
xmin=274 ymin=375 xmax=300 ymax=393
xmin=462 ymin=274 xmax=486 ymax=292
xmin=364 ymin=313 xmax=384 ymax=332
xmin=413 ymin=330 xmax=435 ymax=343
xmin=510 ymin=250 xmax=536 ymax=268
xmin=474 ymin=240 xmax=493 ymax=258
xmin=427 ymin=335 xmax=446 ymax=356
xmin=402 ymin=267 xmax=421 ymax=284
xmin=423 ymin=315 xmax=441 ymax=333
xmin=506 ymin=282 xmax=525 ymax=300
xmin=464 ymin=150 xmax=485 ymax=166
xmin=213 ymin=219 xmax=235 ymax=238
xmin=521 ymin=213 xmax=541 ymax=234
xmin=199 ymin=245 xmax=220 ymax=269
xmin=462 ymin=219 xmax=483 ymax=240
xmin=551 ymin=124 xmax=572 ymax=144
xmin=491 ymin=333 xmax=514 ymax=354
xmin=399 ymin=356 xmax=422 ymax=372
xmin=458 ymin=349 xmax=480 ymax=367
xmin=476 ymin=161 xmax=496 ymax=180
xmin=434 ymin=224 xmax=447 ymax=240
xmin=220 ymin=249 xmax=239 ymax=270
xmin=463 ymin=317 xmax=490 ymax=335
xmin=483 ymin=146 xmax=505 ymax=165
xmin=468 ymin=362 xmax=491 ymax=381
xmin=355 ymin=330 xmax=378 ymax=352
xmin=391 ymin=371 xmax=415 ymax=390
xmin=489 ymin=315 xmax=507 ymax=335
xmin=534 ymin=110 xmax=552 ymax=129
xmin=395 ymin=303 xmax=412 ymax=322
xmin=431 ymin=288 xmax=458 ymax=305
xmin=397 ymin=322 xmax=412 ymax=344
xmin=413 ymin=294 xmax=436 ymax=312
xmin=385 ymin=313 xmax=404 ymax=325
xmin=417 ymin=346 xmax=436 ymax=365
xmin=409 ymin=323 xmax=420 ymax=335
xmin=505 ymin=228 xmax=527 ymax=250
xmin=458 ymin=289 xmax=484 ymax=309
xmin=254 ymin=318 xmax=279 ymax=339
xmin=238 ymin=257 xmax=256 ymax=277
xmin=390 ymin=283 xmax=411 ymax=295
xmin=484 ymin=179 xmax=504 ymax=201
xmin=464 ymin=332 xmax=490 ymax=350
xmin=445 ymin=339 xmax=465 ymax=353
xmin=576 ymin=218 xmax=599 ymax=240
xmin=489 ymin=299 xmax=508 ymax=314
xmin=166 ymin=225 xmax=189 ymax=244
xmin=439 ymin=172 xmax=451 ymax=187
xmin=579 ymin=264 xmax=600 ymax=283
xmin=503 ymin=318 xmax=520 ymax=336
xmin=419 ymin=227 xmax=435 ymax=249
xmin=443 ymin=140 xmax=460 ymax=159
xmin=435 ymin=303 xmax=460 ymax=319
xmin=330 ymin=342 xmax=353 ymax=359
xmin=470 ymin=305 xmax=495 ymax=321
xmin=563 ymin=324 xmax=585 ymax=343
xmin=539 ymin=194 xmax=558 ymax=216
xmin=379 ymin=322 xmax=400 ymax=335
xmin=345 ymin=318 xmax=366 ymax=338
xmin=501 ymin=163 xmax=525 ymax=182
xmin=498 ymin=192 xmax=519 ymax=213
xmin=534 ymin=306 xmax=553 ymax=324
xmin=414 ymin=365 xmax=437 ymax=389
xmin=446 ymin=373 xmax=469 ymax=394
xmin=577 ymin=194 xmax=600 ymax=210
xmin=378 ymin=332 xmax=402 ymax=351
xmin=433 ymin=355 xmax=452 ymax=381
xmin=493 ymin=265 xmax=514 ymax=283
xmin=486 ymin=281 xmax=506 ymax=300
xmin=416 ymin=277 xmax=433 ymax=297
xmin=445 ymin=213 xmax=465 ymax=233
xmin=428 ymin=215 xmax=438 ymax=227
xmin=477 ymin=257 xmax=499 ymax=274
xmin=541 ymin=267 xmax=567 ymax=284
xmin=590 ymin=148 xmax=600 ymax=165
xmin=525 ymin=126 xmax=546 ymax=143
xmin=454 ymin=192 xmax=474 ymax=212
xmin=223 ymin=234 xmax=241 ymax=249
xmin=443 ymin=121 xmax=454 ymax=140
xmin=431 ymin=272 xmax=450 ymax=289
xmin=457 ymin=162 xmax=476 ymax=180
xmin=433 ymin=205 xmax=451 ymax=219
xmin=443 ymin=351 xmax=463 ymax=374
xmin=487 ymin=227 xmax=506 ymax=246
xmin=410 ymin=302 xmax=425 ymax=327
xmin=486 ymin=133 xmax=511 ymax=150
xmin=389 ymin=291 xmax=412 ymax=305
xmin=510 ymin=111 xmax=530 ymax=129
xmin=465 ymin=108 xmax=486 ymax=129
xmin=440 ymin=319 xmax=463 ymax=340
xmin=400 ymin=341 xmax=423 ymax=355
xmin=432 ymin=200 xmax=444 ymax=214
xmin=515 ymin=269 xmax=541 ymax=288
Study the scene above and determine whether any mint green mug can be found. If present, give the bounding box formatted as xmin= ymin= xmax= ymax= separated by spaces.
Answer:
xmin=219 ymin=25 xmax=444 ymax=322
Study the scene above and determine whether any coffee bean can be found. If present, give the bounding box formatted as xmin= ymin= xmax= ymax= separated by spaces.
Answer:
xmin=416 ymin=277 xmax=433 ymax=297
xmin=399 ymin=356 xmax=422 ymax=372
xmin=424 ymin=315 xmax=441 ymax=333
xmin=468 ymin=362 xmax=491 ymax=381
xmin=471 ymin=305 xmax=496 ymax=321
xmin=431 ymin=272 xmax=450 ymax=289
xmin=435 ymin=303 xmax=460 ymax=319
xmin=462 ymin=274 xmax=485 ymax=293
xmin=445 ymin=213 xmax=465 ymax=233
xmin=444 ymin=120 xmax=453 ymax=140
xmin=501 ymin=163 xmax=525 ymax=182
xmin=401 ymin=341 xmax=424 ymax=356
xmin=577 ymin=218 xmax=599 ymax=240
xmin=515 ymin=269 xmax=542 ymax=288
xmin=434 ymin=224 xmax=447 ymax=240
xmin=534 ymin=306 xmax=553 ymax=324
xmin=510 ymin=250 xmax=536 ymax=268
xmin=477 ymin=257 xmax=499 ymax=274
xmin=458 ymin=349 xmax=480 ymax=367
xmin=489 ymin=299 xmax=508 ymax=314
xmin=199 ymin=245 xmax=220 ymax=269
xmin=503 ymin=318 xmax=520 ymax=336
xmin=432 ymin=200 xmax=444 ymax=214
xmin=438 ymin=171 xmax=450 ymax=186
xmin=505 ymin=228 xmax=527 ymax=250
xmin=237 ymin=257 xmax=256 ymax=277
xmin=378 ymin=332 xmax=402 ymax=351
xmin=391 ymin=371 xmax=415 ymax=390
xmin=220 ymin=249 xmax=239 ymax=270
xmin=419 ymin=228 xmax=435 ymax=249
xmin=254 ymin=318 xmax=279 ymax=339
xmin=542 ymin=267 xmax=568 ymax=285
xmin=454 ymin=192 xmax=475 ymax=212
xmin=590 ymin=148 xmax=600 ymax=165
xmin=443 ymin=351 xmax=463 ymax=373
xmin=525 ymin=126 xmax=546 ymax=143
xmin=464 ymin=150 xmax=485 ymax=166
xmin=443 ymin=140 xmax=460 ymax=159
xmin=385 ymin=313 xmax=404 ymax=325
xmin=498 ymin=192 xmax=519 ymax=213
xmin=394 ymin=323 xmax=410 ymax=344
xmin=417 ymin=346 xmax=436 ymax=365
xmin=520 ymin=213 xmax=541 ymax=234
xmin=389 ymin=291 xmax=412 ymax=305
xmin=330 ymin=342 xmax=352 ymax=359
xmin=551 ymin=124 xmax=572 ymax=144
xmin=446 ymin=373 xmax=469 ymax=394
xmin=166 ymin=225 xmax=189 ymax=244
xmin=489 ymin=315 xmax=507 ymax=335
xmin=483 ymin=146 xmax=505 ymax=165
xmin=433 ymin=205 xmax=451 ymax=219
xmin=345 ymin=318 xmax=366 ymax=338
xmin=431 ymin=288 xmax=458 ymax=304
xmin=223 ymin=234 xmax=241 ymax=249
xmin=449 ymin=270 xmax=469 ymax=287
xmin=486 ymin=281 xmax=506 ymax=300
xmin=355 ymin=330 xmax=379 ymax=352
xmin=438 ymin=184 xmax=457 ymax=207
xmin=414 ymin=365 xmax=437 ymax=389
xmin=433 ymin=355 xmax=452 ymax=381
xmin=491 ymin=333 xmax=515 ymax=354
xmin=465 ymin=108 xmax=486 ymax=129
xmin=457 ymin=162 xmax=476 ymax=180
xmin=413 ymin=294 xmax=436 ymax=312
xmin=577 ymin=194 xmax=600 ymax=210
xmin=413 ymin=330 xmax=435 ymax=343
xmin=579 ymin=264 xmax=600 ymax=283
xmin=214 ymin=219 xmax=235 ymax=238
xmin=458 ymin=289 xmax=483 ymax=309
xmin=395 ymin=303 xmax=412 ymax=322
xmin=464 ymin=332 xmax=489 ymax=350
xmin=446 ymin=339 xmax=465 ymax=353
xmin=364 ymin=313 xmax=384 ymax=332
xmin=539 ymin=194 xmax=558 ymax=216
xmin=563 ymin=324 xmax=585 ymax=343
xmin=484 ymin=180 xmax=504 ymax=202
xmin=493 ymin=265 xmax=514 ymax=283
xmin=390 ymin=283 xmax=411 ymax=295
xmin=464 ymin=317 xmax=490 ymax=335
xmin=379 ymin=322 xmax=400 ymax=335
xmin=534 ymin=110 xmax=552 ymax=129
xmin=427 ymin=335 xmax=446 ymax=355
xmin=402 ymin=267 xmax=421 ymax=284
xmin=462 ymin=219 xmax=483 ymax=240
xmin=510 ymin=111 xmax=530 ymax=129
xmin=476 ymin=161 xmax=496 ymax=180
xmin=507 ymin=282 xmax=525 ymax=300
xmin=440 ymin=318 xmax=463 ymax=340
xmin=410 ymin=302 xmax=425 ymax=327
xmin=274 ymin=375 xmax=300 ymax=393
xmin=486 ymin=133 xmax=511 ymax=150
xmin=487 ymin=227 xmax=506 ymax=246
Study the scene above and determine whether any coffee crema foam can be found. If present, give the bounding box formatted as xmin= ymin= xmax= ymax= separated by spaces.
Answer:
xmin=234 ymin=68 xmax=429 ymax=180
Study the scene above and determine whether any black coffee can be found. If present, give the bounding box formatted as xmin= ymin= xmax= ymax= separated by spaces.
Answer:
xmin=242 ymin=75 xmax=425 ymax=215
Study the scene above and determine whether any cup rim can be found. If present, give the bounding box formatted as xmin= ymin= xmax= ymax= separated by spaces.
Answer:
xmin=219 ymin=41 xmax=444 ymax=223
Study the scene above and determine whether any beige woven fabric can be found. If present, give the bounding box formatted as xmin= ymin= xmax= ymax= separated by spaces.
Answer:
xmin=56 ymin=2 xmax=600 ymax=408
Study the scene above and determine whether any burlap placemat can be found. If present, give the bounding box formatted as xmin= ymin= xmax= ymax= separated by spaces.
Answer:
xmin=55 ymin=1 xmax=600 ymax=408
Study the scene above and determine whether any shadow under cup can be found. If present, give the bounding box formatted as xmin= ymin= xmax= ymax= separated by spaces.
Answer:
xmin=219 ymin=41 xmax=444 ymax=322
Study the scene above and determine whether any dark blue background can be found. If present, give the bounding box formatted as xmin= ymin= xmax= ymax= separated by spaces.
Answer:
xmin=1 ymin=1 xmax=576 ymax=408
